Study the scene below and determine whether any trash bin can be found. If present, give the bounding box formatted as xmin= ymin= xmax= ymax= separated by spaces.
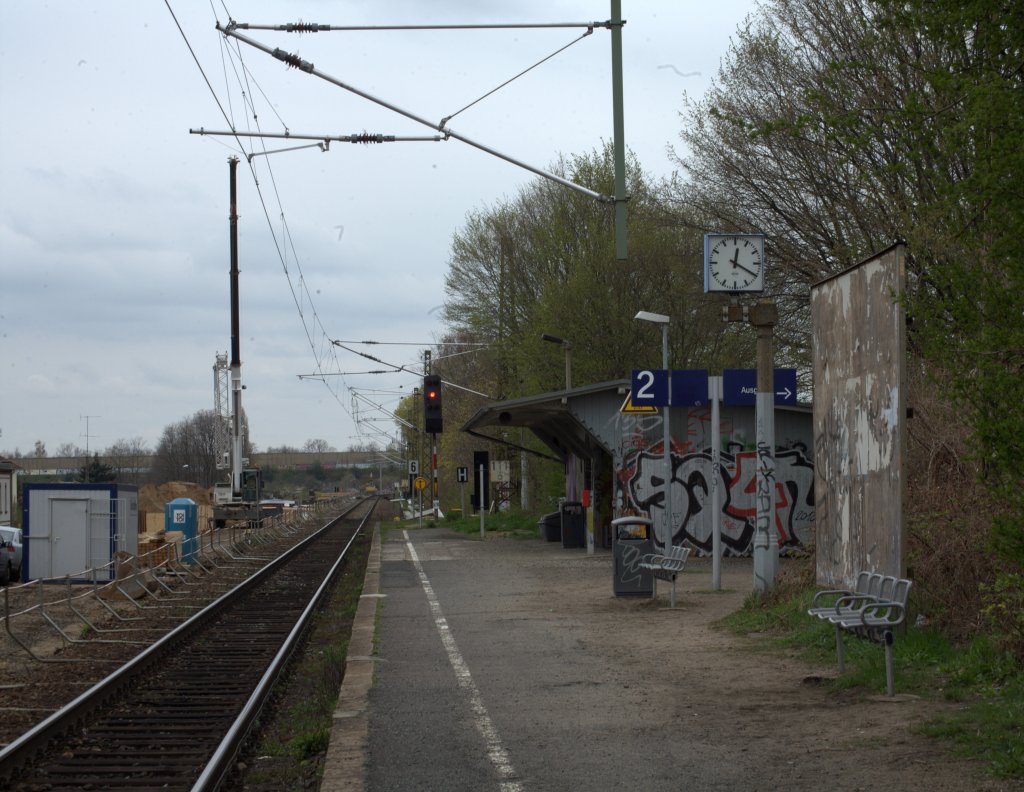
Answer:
xmin=611 ymin=516 xmax=654 ymax=596
xmin=560 ymin=501 xmax=585 ymax=548
xmin=537 ymin=511 xmax=562 ymax=542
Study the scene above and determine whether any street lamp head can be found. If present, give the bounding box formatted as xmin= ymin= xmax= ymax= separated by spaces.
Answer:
xmin=541 ymin=333 xmax=572 ymax=349
xmin=634 ymin=310 xmax=670 ymax=324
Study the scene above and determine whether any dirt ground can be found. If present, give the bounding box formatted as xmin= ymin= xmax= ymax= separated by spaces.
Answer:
xmin=543 ymin=552 xmax=1022 ymax=791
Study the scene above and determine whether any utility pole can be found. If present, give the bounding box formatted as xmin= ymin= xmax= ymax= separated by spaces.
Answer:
xmin=228 ymin=156 xmax=244 ymax=501
xmin=80 ymin=415 xmax=100 ymax=482
xmin=424 ymin=350 xmax=439 ymax=518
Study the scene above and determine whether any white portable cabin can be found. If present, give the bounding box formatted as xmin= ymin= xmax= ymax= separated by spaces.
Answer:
xmin=0 ymin=459 xmax=18 ymax=525
xmin=22 ymin=483 xmax=139 ymax=583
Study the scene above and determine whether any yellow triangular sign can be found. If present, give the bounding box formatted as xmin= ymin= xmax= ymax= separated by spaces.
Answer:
xmin=620 ymin=393 xmax=658 ymax=414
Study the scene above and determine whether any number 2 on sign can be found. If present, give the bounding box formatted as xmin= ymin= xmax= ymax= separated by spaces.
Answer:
xmin=631 ymin=368 xmax=668 ymax=406
xmin=635 ymin=370 xmax=656 ymax=400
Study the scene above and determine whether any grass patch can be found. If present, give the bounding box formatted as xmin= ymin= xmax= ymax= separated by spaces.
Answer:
xmin=443 ymin=510 xmax=542 ymax=539
xmin=920 ymin=674 xmax=1024 ymax=778
xmin=720 ymin=584 xmax=1024 ymax=780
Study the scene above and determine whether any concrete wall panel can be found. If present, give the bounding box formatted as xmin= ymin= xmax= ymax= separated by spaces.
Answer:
xmin=811 ymin=245 xmax=906 ymax=587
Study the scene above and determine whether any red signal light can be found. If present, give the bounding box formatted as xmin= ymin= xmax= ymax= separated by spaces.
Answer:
xmin=423 ymin=374 xmax=443 ymax=433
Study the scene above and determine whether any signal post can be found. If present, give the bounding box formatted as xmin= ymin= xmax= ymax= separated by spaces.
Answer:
xmin=423 ymin=371 xmax=443 ymax=518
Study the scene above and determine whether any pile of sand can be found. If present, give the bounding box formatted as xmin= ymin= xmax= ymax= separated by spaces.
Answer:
xmin=139 ymin=481 xmax=213 ymax=513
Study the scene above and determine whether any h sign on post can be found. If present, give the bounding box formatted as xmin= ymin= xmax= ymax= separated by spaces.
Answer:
xmin=456 ymin=466 xmax=469 ymax=483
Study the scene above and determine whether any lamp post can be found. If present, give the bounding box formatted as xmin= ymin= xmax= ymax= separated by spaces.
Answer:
xmin=634 ymin=311 xmax=673 ymax=554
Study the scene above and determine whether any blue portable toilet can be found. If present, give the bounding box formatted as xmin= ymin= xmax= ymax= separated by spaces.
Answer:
xmin=165 ymin=498 xmax=198 ymax=563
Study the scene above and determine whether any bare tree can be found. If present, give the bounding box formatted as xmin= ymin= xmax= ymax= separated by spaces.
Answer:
xmin=105 ymin=437 xmax=152 ymax=486
xmin=303 ymin=438 xmax=336 ymax=453
xmin=668 ymin=0 xmax=944 ymax=367
xmin=152 ymin=411 xmax=224 ymax=487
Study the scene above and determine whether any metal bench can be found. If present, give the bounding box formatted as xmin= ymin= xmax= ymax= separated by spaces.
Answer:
xmin=638 ymin=545 xmax=690 ymax=608
xmin=808 ymin=573 xmax=913 ymax=696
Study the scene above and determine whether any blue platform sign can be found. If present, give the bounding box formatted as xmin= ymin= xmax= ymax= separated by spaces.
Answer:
xmin=671 ymin=369 xmax=709 ymax=407
xmin=631 ymin=369 xmax=669 ymax=407
xmin=723 ymin=368 xmax=798 ymax=406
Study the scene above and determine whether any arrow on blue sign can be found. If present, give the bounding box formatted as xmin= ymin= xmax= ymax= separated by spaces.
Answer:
xmin=722 ymin=368 xmax=798 ymax=406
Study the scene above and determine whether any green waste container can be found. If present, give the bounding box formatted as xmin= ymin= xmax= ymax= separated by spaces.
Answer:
xmin=612 ymin=516 xmax=654 ymax=596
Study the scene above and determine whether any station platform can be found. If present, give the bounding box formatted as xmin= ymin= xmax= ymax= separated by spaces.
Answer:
xmin=320 ymin=524 xmax=995 ymax=792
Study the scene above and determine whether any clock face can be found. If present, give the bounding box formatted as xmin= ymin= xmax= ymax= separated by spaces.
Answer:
xmin=705 ymin=235 xmax=765 ymax=292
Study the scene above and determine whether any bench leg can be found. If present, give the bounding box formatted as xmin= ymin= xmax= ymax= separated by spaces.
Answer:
xmin=670 ymin=577 xmax=676 ymax=609
xmin=884 ymin=631 xmax=895 ymax=697
xmin=835 ymin=625 xmax=845 ymax=674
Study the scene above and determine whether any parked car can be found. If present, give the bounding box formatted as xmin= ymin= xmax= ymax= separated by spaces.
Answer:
xmin=0 ymin=526 xmax=23 ymax=585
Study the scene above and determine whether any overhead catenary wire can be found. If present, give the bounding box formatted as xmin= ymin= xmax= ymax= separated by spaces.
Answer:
xmin=216 ymin=22 xmax=613 ymax=205
xmin=174 ymin=5 xmax=586 ymax=443
xmin=166 ymin=1 xmax=360 ymax=436
xmin=333 ymin=339 xmax=489 ymax=347
xmin=223 ymin=20 xmax=601 ymax=130
xmin=440 ymin=26 xmax=594 ymax=127
xmin=190 ymin=129 xmax=446 ymax=144
xmin=229 ymin=20 xmax=619 ymax=32
xmin=204 ymin=9 xmax=487 ymax=444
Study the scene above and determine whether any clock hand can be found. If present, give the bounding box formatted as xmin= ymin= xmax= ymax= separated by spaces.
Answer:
xmin=734 ymin=262 xmax=758 ymax=277
xmin=730 ymin=247 xmax=740 ymax=266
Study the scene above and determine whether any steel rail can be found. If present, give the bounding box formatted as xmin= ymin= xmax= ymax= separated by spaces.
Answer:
xmin=194 ymin=497 xmax=377 ymax=790
xmin=0 ymin=498 xmax=371 ymax=785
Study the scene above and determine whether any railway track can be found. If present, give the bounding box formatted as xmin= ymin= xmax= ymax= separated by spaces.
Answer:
xmin=0 ymin=497 xmax=379 ymax=790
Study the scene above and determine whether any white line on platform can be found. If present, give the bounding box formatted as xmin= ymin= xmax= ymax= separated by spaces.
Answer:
xmin=404 ymin=530 xmax=523 ymax=792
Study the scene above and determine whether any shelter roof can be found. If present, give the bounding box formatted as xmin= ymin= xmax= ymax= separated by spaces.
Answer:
xmin=460 ymin=379 xmax=630 ymax=461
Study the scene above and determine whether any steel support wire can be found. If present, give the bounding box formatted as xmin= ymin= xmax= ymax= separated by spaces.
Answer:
xmin=216 ymin=23 xmax=613 ymax=205
xmin=232 ymin=20 xmax=616 ymax=32
xmin=191 ymin=129 xmax=444 ymax=145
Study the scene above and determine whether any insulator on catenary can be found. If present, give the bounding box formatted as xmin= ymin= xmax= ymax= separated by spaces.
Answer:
xmin=271 ymin=48 xmax=313 ymax=72
xmin=284 ymin=22 xmax=329 ymax=33
xmin=350 ymin=133 xmax=395 ymax=144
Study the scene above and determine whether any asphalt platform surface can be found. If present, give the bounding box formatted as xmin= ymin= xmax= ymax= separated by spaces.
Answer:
xmin=324 ymin=525 xmax=756 ymax=792
xmin=319 ymin=525 xmax=1007 ymax=792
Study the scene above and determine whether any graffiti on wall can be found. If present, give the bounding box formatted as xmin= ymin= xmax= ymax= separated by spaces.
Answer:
xmin=615 ymin=409 xmax=815 ymax=556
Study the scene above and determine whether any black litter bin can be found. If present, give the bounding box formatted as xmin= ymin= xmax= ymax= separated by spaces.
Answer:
xmin=537 ymin=511 xmax=562 ymax=542
xmin=560 ymin=501 xmax=585 ymax=548
xmin=611 ymin=516 xmax=654 ymax=596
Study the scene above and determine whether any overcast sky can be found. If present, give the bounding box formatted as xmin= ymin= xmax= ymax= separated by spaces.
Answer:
xmin=0 ymin=1 xmax=758 ymax=458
